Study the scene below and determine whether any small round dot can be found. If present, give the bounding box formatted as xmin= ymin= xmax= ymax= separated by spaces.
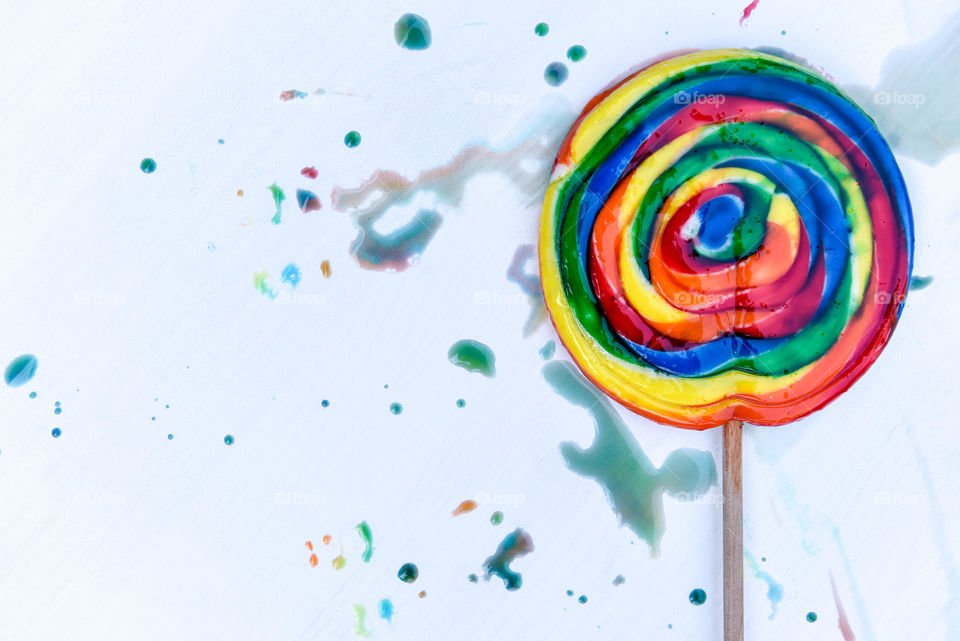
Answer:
xmin=51 ymin=428 xmax=62 ymax=438
xmin=55 ymin=401 xmax=61 ymax=406
xmin=567 ymin=45 xmax=587 ymax=62
xmin=566 ymin=589 xmax=574 ymax=596
xmin=167 ymin=434 xmax=174 ymax=440
xmin=29 ymin=391 xmax=37 ymax=399
xmin=456 ymin=398 xmax=466 ymax=408
xmin=578 ymin=595 xmax=588 ymax=604
xmin=54 ymin=407 xmax=61 ymax=415
xmin=224 ymin=434 xmax=235 ymax=445
xmin=544 ymin=62 xmax=569 ymax=87
xmin=344 ymin=131 xmax=361 ymax=148
xmin=151 ymin=416 xmax=156 ymax=421
xmin=689 ymin=588 xmax=706 ymax=605
xmin=217 ymin=139 xmax=225 ymax=145
xmin=321 ymin=399 xmax=330 ymax=408
xmin=389 ymin=402 xmax=403 ymax=415
xmin=140 ymin=158 xmax=157 ymax=174
xmin=806 ymin=612 xmax=818 ymax=623
xmin=534 ymin=22 xmax=549 ymax=36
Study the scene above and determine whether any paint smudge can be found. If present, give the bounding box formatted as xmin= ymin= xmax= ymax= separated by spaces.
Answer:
xmin=613 ymin=575 xmax=625 ymax=586
xmin=448 ymin=340 xmax=496 ymax=377
xmin=280 ymin=263 xmax=302 ymax=287
xmin=539 ymin=341 xmax=555 ymax=360
xmin=807 ymin=612 xmax=818 ymax=622
xmin=352 ymin=604 xmax=372 ymax=638
xmin=296 ymin=189 xmax=322 ymax=212
xmin=910 ymin=275 xmax=933 ymax=290
xmin=223 ymin=434 xmax=234 ymax=445
xmin=344 ymin=131 xmax=362 ymax=148
xmin=397 ymin=563 xmax=418 ymax=583
xmin=740 ymin=0 xmax=761 ymax=25
xmin=301 ymin=166 xmax=318 ymax=179
xmin=5 ymin=354 xmax=38 ymax=387
xmin=507 ymin=244 xmax=546 ymax=335
xmin=333 ymin=548 xmax=346 ymax=570
xmin=745 ymin=548 xmax=783 ymax=619
xmin=689 ymin=588 xmax=707 ymax=605
xmin=830 ymin=572 xmax=856 ymax=640
xmin=567 ymin=45 xmax=587 ymax=62
xmin=253 ymin=271 xmax=278 ymax=299
xmin=534 ymin=22 xmax=549 ymax=36
xmin=394 ymin=13 xmax=432 ymax=50
xmin=378 ymin=598 xmax=393 ymax=623
xmin=268 ymin=183 xmax=285 ymax=224
xmin=490 ymin=511 xmax=503 ymax=525
xmin=452 ymin=499 xmax=478 ymax=516
xmin=482 ymin=528 xmax=533 ymax=590
xmin=140 ymin=158 xmax=156 ymax=174
xmin=389 ymin=402 xmax=402 ymax=415
xmin=543 ymin=361 xmax=717 ymax=555
xmin=321 ymin=260 xmax=332 ymax=278
xmin=356 ymin=521 xmax=374 ymax=562
xmin=544 ymin=62 xmax=569 ymax=87
xmin=280 ymin=89 xmax=308 ymax=101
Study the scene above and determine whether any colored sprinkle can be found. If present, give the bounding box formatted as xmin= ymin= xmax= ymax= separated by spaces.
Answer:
xmin=309 ymin=553 xmax=318 ymax=567
xmin=140 ymin=158 xmax=156 ymax=174
xmin=254 ymin=271 xmax=277 ymax=299
xmin=448 ymin=340 xmax=496 ymax=377
xmin=378 ymin=599 xmax=394 ymax=623
xmin=910 ymin=275 xmax=934 ymax=290
xmin=490 ymin=511 xmax=503 ymax=525
xmin=544 ymin=62 xmax=569 ymax=87
xmin=321 ymin=399 xmax=330 ymax=407
xmin=321 ymin=260 xmax=332 ymax=278
xmin=482 ymin=528 xmax=534 ymax=590
xmin=29 ymin=391 xmax=37 ymax=399
xmin=534 ymin=22 xmax=549 ymax=36
xmin=333 ymin=551 xmax=346 ymax=570
xmin=456 ymin=398 xmax=466 ymax=408
xmin=689 ymin=588 xmax=707 ymax=605
xmin=807 ymin=612 xmax=818 ymax=622
xmin=217 ymin=138 xmax=224 ymax=145
xmin=5 ymin=354 xmax=38 ymax=387
xmin=301 ymin=166 xmax=319 ymax=179
xmin=567 ymin=45 xmax=587 ymax=62
xmin=224 ymin=434 xmax=235 ymax=445
xmin=389 ymin=402 xmax=403 ymax=415
xmin=394 ymin=13 xmax=432 ymax=50
xmin=740 ymin=0 xmax=761 ymax=25
xmin=268 ymin=183 xmax=285 ymax=224
xmin=452 ymin=499 xmax=478 ymax=516
xmin=54 ymin=407 xmax=61 ymax=415
xmin=468 ymin=574 xmax=478 ymax=583
xmin=167 ymin=434 xmax=173 ymax=440
xmin=296 ymin=189 xmax=322 ymax=212
xmin=578 ymin=595 xmax=588 ymax=604
xmin=280 ymin=263 xmax=302 ymax=287
xmin=418 ymin=591 xmax=426 ymax=598
xmin=322 ymin=534 xmax=331 ymax=545
xmin=398 ymin=563 xmax=419 ymax=583
xmin=566 ymin=589 xmax=574 ymax=596
xmin=613 ymin=575 xmax=626 ymax=586
xmin=539 ymin=341 xmax=556 ymax=360
xmin=237 ymin=189 xmax=244 ymax=197
xmin=352 ymin=604 xmax=372 ymax=638
xmin=279 ymin=89 xmax=308 ymax=101
xmin=356 ymin=521 xmax=374 ymax=562
xmin=51 ymin=428 xmax=62 ymax=438
xmin=344 ymin=131 xmax=362 ymax=148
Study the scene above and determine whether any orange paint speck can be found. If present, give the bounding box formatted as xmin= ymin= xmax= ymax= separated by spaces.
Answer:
xmin=237 ymin=189 xmax=244 ymax=197
xmin=452 ymin=499 xmax=478 ymax=516
xmin=322 ymin=534 xmax=332 ymax=545
xmin=309 ymin=553 xmax=318 ymax=567
xmin=306 ymin=541 xmax=314 ymax=551
xmin=321 ymin=260 xmax=331 ymax=278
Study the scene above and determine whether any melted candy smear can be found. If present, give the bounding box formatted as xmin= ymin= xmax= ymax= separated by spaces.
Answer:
xmin=483 ymin=528 xmax=534 ymax=590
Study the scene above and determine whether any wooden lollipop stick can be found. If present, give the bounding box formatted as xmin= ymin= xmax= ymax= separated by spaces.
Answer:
xmin=723 ymin=419 xmax=744 ymax=641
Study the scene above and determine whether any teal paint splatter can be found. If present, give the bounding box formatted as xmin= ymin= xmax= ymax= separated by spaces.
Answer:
xmin=745 ymin=548 xmax=783 ymax=619
xmin=296 ymin=189 xmax=322 ymax=212
xmin=456 ymin=398 xmax=466 ymax=408
xmin=352 ymin=604 xmax=372 ymax=638
xmin=544 ymin=62 xmax=569 ymax=87
xmin=356 ymin=521 xmax=374 ymax=562
xmin=140 ymin=158 xmax=156 ymax=174
xmin=539 ymin=341 xmax=555 ymax=360
xmin=51 ymin=427 xmax=62 ymax=438
xmin=224 ymin=434 xmax=235 ymax=445
xmin=167 ymin=434 xmax=174 ymax=440
xmin=397 ymin=563 xmax=418 ymax=583
xmin=806 ymin=611 xmax=818 ymax=622
xmin=468 ymin=573 xmax=478 ymax=583
xmin=268 ymin=184 xmax=285 ymax=224
xmin=5 ymin=354 xmax=38 ymax=387
xmin=567 ymin=45 xmax=587 ymax=62
xmin=280 ymin=263 xmax=301 ymax=287
xmin=543 ymin=361 xmax=717 ymax=555
xmin=448 ymin=340 xmax=496 ymax=377
xmin=394 ymin=13 xmax=432 ymax=50
xmin=253 ymin=271 xmax=278 ymax=299
xmin=389 ymin=402 xmax=402 ymax=415
xmin=344 ymin=131 xmax=362 ymax=148
xmin=217 ymin=138 xmax=224 ymax=145
xmin=482 ymin=528 xmax=533 ymax=590
xmin=378 ymin=598 xmax=393 ymax=623
xmin=322 ymin=399 xmax=330 ymax=407
xmin=566 ymin=589 xmax=574 ymax=596
xmin=534 ymin=22 xmax=549 ymax=36
xmin=29 ymin=391 xmax=37 ymax=399
xmin=910 ymin=275 xmax=933 ymax=290
xmin=353 ymin=209 xmax=440 ymax=271
xmin=578 ymin=595 xmax=588 ymax=604
xmin=490 ymin=511 xmax=503 ymax=525
xmin=613 ymin=575 xmax=625 ymax=586
xmin=689 ymin=588 xmax=707 ymax=605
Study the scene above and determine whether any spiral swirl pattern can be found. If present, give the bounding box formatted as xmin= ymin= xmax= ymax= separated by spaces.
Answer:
xmin=540 ymin=49 xmax=913 ymax=428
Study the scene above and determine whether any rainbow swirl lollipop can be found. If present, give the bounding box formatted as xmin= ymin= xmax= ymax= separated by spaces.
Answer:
xmin=540 ymin=49 xmax=913 ymax=429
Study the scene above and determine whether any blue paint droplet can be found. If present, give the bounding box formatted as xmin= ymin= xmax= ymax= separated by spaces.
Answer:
xmin=566 ymin=589 xmax=574 ymax=596
xmin=54 ymin=407 xmax=61 ymax=415
xmin=280 ymin=263 xmax=302 ymax=287
xmin=217 ymin=139 xmax=225 ymax=145
xmin=578 ymin=595 xmax=588 ymax=604
xmin=544 ymin=62 xmax=569 ymax=87
xmin=29 ymin=391 xmax=37 ymax=399
xmin=167 ymin=434 xmax=174 ymax=440
xmin=55 ymin=401 xmax=60 ymax=406
xmin=51 ymin=428 xmax=61 ymax=438
xmin=806 ymin=611 xmax=817 ymax=622
xmin=456 ymin=398 xmax=466 ymax=408
xmin=224 ymin=434 xmax=235 ymax=445
xmin=321 ymin=399 xmax=330 ymax=407
xmin=151 ymin=416 xmax=156 ymax=421
xmin=5 ymin=354 xmax=38 ymax=388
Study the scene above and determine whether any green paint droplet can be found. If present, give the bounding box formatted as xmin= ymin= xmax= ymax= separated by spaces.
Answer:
xmin=224 ymin=434 xmax=235 ymax=445
xmin=389 ymin=402 xmax=402 ymax=415
xmin=490 ymin=511 xmax=503 ymax=525
xmin=5 ymin=354 xmax=38 ymax=387
xmin=394 ymin=13 xmax=432 ymax=50
xmin=689 ymin=588 xmax=707 ymax=605
xmin=578 ymin=595 xmax=588 ymax=604
xmin=468 ymin=573 xmax=478 ymax=583
xmin=806 ymin=612 xmax=818 ymax=622
xmin=567 ymin=45 xmax=587 ymax=62
xmin=352 ymin=604 xmax=373 ymax=638
xmin=356 ymin=520 xmax=374 ymax=562
xmin=448 ymin=339 xmax=496 ymax=377
xmin=268 ymin=183 xmax=285 ymax=224
xmin=140 ymin=158 xmax=156 ymax=173
xmin=398 ymin=563 xmax=419 ymax=583
xmin=534 ymin=22 xmax=549 ymax=36
xmin=344 ymin=130 xmax=362 ymax=148
xmin=544 ymin=62 xmax=569 ymax=87
xmin=456 ymin=398 xmax=466 ymax=408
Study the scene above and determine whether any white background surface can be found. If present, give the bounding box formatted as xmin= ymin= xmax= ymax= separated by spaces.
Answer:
xmin=1 ymin=0 xmax=959 ymax=639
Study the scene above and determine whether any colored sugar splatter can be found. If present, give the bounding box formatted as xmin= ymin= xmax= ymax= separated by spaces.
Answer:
xmin=397 ymin=563 xmax=418 ymax=583
xmin=456 ymin=398 xmax=466 ymax=408
xmin=543 ymin=361 xmax=717 ymax=554
xmin=356 ymin=521 xmax=374 ymax=562
xmin=279 ymin=89 xmax=308 ymax=101
xmin=389 ymin=402 xmax=403 ymax=415
xmin=344 ymin=131 xmax=362 ymax=148
xmin=468 ymin=574 xmax=478 ymax=583
xmin=268 ymin=183 xmax=285 ymax=224
xmin=567 ymin=45 xmax=587 ymax=62
xmin=452 ymin=499 xmax=477 ymax=516
xmin=745 ymin=549 xmax=783 ymax=619
xmin=254 ymin=271 xmax=278 ymax=299
xmin=351 ymin=604 xmax=372 ymax=638
xmin=51 ymin=428 xmax=62 ymax=438
xmin=29 ymin=391 xmax=37 ymax=399
xmin=490 ymin=511 xmax=503 ymax=525
xmin=544 ymin=62 xmax=569 ymax=87
xmin=689 ymin=588 xmax=707 ymax=605
xmin=5 ymin=354 xmax=38 ymax=387
xmin=911 ymin=275 xmax=934 ymax=290
xmin=534 ymin=22 xmax=549 ymax=36
xmin=167 ymin=434 xmax=173 ymax=440
xmin=613 ymin=575 xmax=625 ymax=586
xmin=321 ymin=260 xmax=332 ymax=278
xmin=482 ymin=528 xmax=533 ymax=590
xmin=507 ymin=244 xmax=545 ymax=335
xmin=539 ymin=341 xmax=556 ymax=360
xmin=566 ymin=589 xmax=574 ymax=597
xmin=140 ymin=158 xmax=156 ymax=174
xmin=224 ymin=434 xmax=234 ymax=445
xmin=301 ymin=166 xmax=318 ymax=179
xmin=807 ymin=612 xmax=818 ymax=622
xmin=280 ymin=263 xmax=302 ymax=287
xmin=322 ymin=534 xmax=331 ymax=545
xmin=448 ymin=340 xmax=495 ymax=377
xmin=333 ymin=550 xmax=346 ymax=570
xmin=394 ymin=13 xmax=432 ymax=50
xmin=296 ymin=189 xmax=322 ymax=212
xmin=578 ymin=595 xmax=588 ymax=604
xmin=378 ymin=599 xmax=393 ymax=623
xmin=321 ymin=399 xmax=330 ymax=408
xmin=740 ymin=0 xmax=761 ymax=25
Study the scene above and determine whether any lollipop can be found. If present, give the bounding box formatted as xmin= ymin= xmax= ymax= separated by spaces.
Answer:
xmin=539 ymin=49 xmax=913 ymax=639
